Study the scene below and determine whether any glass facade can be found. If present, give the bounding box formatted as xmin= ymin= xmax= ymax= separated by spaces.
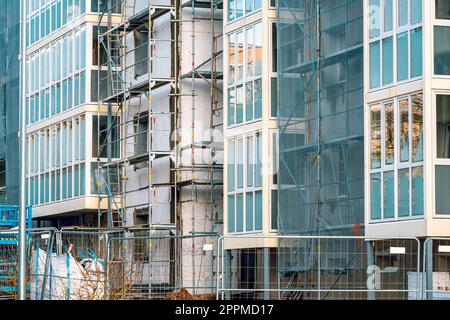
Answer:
xmin=369 ymin=0 xmax=423 ymax=89
xmin=277 ymin=0 xmax=364 ymax=235
xmin=0 ymin=1 xmax=20 ymax=204
xmin=26 ymin=0 xmax=88 ymax=47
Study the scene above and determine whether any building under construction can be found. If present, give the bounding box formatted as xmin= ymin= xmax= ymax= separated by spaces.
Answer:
xmin=95 ymin=0 xmax=224 ymax=296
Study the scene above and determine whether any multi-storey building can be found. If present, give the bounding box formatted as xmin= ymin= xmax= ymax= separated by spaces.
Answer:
xmin=364 ymin=0 xmax=450 ymax=238
xmin=23 ymin=0 xmax=108 ymax=227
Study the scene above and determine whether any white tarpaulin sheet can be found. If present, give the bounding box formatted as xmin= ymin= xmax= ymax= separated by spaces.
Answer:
xmin=29 ymin=248 xmax=105 ymax=300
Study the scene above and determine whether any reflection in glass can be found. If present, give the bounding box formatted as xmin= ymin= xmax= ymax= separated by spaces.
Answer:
xmin=255 ymin=22 xmax=262 ymax=76
xmin=369 ymin=0 xmax=380 ymax=38
xmin=411 ymin=93 xmax=423 ymax=162
xmin=399 ymin=99 xmax=409 ymax=162
xmin=237 ymin=31 xmax=244 ymax=82
xmin=228 ymin=88 xmax=235 ymax=126
xmin=370 ymin=104 xmax=381 ymax=168
xmin=228 ymin=34 xmax=235 ymax=85
xmin=385 ymin=102 xmax=394 ymax=165
xmin=246 ymin=27 xmax=254 ymax=77
xmin=236 ymin=85 xmax=244 ymax=124
xmin=246 ymin=82 xmax=253 ymax=121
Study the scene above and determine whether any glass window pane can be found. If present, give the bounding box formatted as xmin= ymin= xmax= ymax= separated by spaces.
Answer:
xmin=228 ymin=0 xmax=235 ymax=21
xmin=237 ymin=138 xmax=244 ymax=189
xmin=434 ymin=26 xmax=450 ymax=75
xmin=228 ymin=34 xmax=235 ymax=85
xmin=370 ymin=41 xmax=380 ymax=88
xmin=384 ymin=0 xmax=393 ymax=32
xmin=246 ymin=192 xmax=253 ymax=231
xmin=236 ymin=0 xmax=243 ymax=18
xmin=410 ymin=28 xmax=422 ymax=78
xmin=385 ymin=102 xmax=394 ymax=165
xmin=228 ymin=195 xmax=235 ymax=232
xmin=370 ymin=104 xmax=381 ymax=168
xmin=271 ymin=189 xmax=278 ymax=230
xmin=246 ymin=27 xmax=254 ymax=77
xmin=397 ymin=32 xmax=408 ymax=81
xmin=228 ymin=140 xmax=235 ymax=191
xmin=246 ymin=0 xmax=253 ymax=14
xmin=255 ymin=23 xmax=262 ymax=76
xmin=255 ymin=191 xmax=262 ymax=230
xmin=254 ymin=79 xmax=262 ymax=119
xmin=412 ymin=93 xmax=423 ymax=162
xmin=399 ymin=98 xmax=410 ymax=162
xmin=236 ymin=85 xmax=244 ymax=124
xmin=412 ymin=166 xmax=424 ymax=216
xmin=255 ymin=132 xmax=262 ymax=187
xmin=371 ymin=173 xmax=381 ymax=220
xmin=237 ymin=31 xmax=244 ymax=82
xmin=398 ymin=169 xmax=410 ymax=217
xmin=411 ymin=0 xmax=422 ymax=24
xmin=383 ymin=171 xmax=394 ymax=219
xmin=437 ymin=95 xmax=450 ymax=158
xmin=398 ymin=0 xmax=408 ymax=27
xmin=246 ymin=82 xmax=254 ymax=121
xmin=436 ymin=0 xmax=450 ymax=19
xmin=228 ymin=88 xmax=235 ymax=126
xmin=236 ymin=194 xmax=244 ymax=232
xmin=247 ymin=136 xmax=254 ymax=187
xmin=369 ymin=0 xmax=380 ymax=38
xmin=382 ymin=37 xmax=393 ymax=85
xmin=436 ymin=165 xmax=450 ymax=214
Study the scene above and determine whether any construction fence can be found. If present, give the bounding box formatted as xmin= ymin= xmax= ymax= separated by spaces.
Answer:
xmin=2 ymin=232 xmax=450 ymax=300
xmin=216 ymin=236 xmax=450 ymax=300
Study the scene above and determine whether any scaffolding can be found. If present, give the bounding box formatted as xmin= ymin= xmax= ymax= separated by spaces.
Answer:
xmin=96 ymin=0 xmax=223 ymax=297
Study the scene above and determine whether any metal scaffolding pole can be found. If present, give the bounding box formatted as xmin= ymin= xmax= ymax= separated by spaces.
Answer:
xmin=18 ymin=0 xmax=27 ymax=301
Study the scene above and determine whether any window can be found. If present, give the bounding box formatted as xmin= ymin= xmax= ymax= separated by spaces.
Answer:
xmin=227 ymin=132 xmax=263 ymax=233
xmin=434 ymin=26 xmax=450 ymax=75
xmin=370 ymin=104 xmax=381 ymax=168
xmin=369 ymin=0 xmax=422 ymax=89
xmin=436 ymin=166 xmax=450 ymax=214
xmin=436 ymin=0 xmax=450 ymax=19
xmin=437 ymin=95 xmax=450 ymax=158
xmin=227 ymin=22 xmax=263 ymax=127
xmin=369 ymin=93 xmax=424 ymax=221
xmin=228 ymin=0 xmax=261 ymax=23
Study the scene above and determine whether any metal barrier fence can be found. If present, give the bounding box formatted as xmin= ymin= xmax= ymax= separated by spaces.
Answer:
xmin=4 ymin=231 xmax=450 ymax=300
xmin=106 ymin=233 xmax=220 ymax=300
xmin=217 ymin=236 xmax=421 ymax=300
xmin=423 ymin=238 xmax=450 ymax=300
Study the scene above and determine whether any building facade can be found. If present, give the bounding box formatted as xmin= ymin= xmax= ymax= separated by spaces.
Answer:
xmin=365 ymin=0 xmax=450 ymax=238
xmin=23 ymin=0 xmax=116 ymax=227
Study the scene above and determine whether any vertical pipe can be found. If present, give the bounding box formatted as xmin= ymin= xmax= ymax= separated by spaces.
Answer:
xmin=191 ymin=0 xmax=196 ymax=294
xmin=18 ymin=0 xmax=28 ymax=301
